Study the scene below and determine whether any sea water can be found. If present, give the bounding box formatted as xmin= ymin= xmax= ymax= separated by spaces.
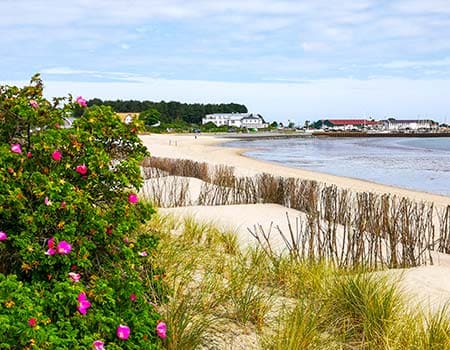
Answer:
xmin=226 ymin=137 xmax=450 ymax=196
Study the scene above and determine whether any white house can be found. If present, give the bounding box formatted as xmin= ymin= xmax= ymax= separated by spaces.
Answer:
xmin=380 ymin=119 xmax=438 ymax=131
xmin=202 ymin=113 xmax=267 ymax=128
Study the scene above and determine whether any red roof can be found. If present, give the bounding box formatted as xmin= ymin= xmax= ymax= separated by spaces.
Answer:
xmin=325 ymin=119 xmax=379 ymax=126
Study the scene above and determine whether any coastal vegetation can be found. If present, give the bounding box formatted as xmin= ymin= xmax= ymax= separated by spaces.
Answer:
xmin=0 ymin=76 xmax=165 ymax=349
xmin=147 ymin=211 xmax=450 ymax=349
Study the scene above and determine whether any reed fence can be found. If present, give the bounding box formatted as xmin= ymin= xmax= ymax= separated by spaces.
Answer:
xmin=141 ymin=156 xmax=450 ymax=269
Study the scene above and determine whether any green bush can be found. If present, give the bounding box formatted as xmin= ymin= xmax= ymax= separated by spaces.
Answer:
xmin=0 ymin=75 xmax=166 ymax=349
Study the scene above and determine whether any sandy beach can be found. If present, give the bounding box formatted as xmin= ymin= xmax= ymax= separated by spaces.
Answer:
xmin=140 ymin=133 xmax=450 ymax=312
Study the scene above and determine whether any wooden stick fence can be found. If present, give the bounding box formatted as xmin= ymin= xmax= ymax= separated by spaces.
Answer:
xmin=141 ymin=156 xmax=449 ymax=268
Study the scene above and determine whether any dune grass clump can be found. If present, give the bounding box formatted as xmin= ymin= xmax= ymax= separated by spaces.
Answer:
xmin=261 ymin=302 xmax=326 ymax=350
xmin=324 ymin=273 xmax=404 ymax=349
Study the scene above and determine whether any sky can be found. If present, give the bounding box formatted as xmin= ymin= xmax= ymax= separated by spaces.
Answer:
xmin=1 ymin=0 xmax=450 ymax=124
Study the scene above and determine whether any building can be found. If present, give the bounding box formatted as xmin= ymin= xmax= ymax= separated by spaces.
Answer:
xmin=379 ymin=118 xmax=439 ymax=131
xmin=202 ymin=113 xmax=267 ymax=128
xmin=314 ymin=119 xmax=379 ymax=130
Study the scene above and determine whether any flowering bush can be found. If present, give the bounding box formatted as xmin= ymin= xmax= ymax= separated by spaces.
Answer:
xmin=0 ymin=75 xmax=166 ymax=349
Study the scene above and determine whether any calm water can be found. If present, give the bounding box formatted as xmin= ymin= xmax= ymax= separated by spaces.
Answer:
xmin=226 ymin=137 xmax=450 ymax=196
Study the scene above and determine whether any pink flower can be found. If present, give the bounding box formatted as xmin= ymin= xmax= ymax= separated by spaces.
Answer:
xmin=128 ymin=193 xmax=138 ymax=204
xmin=77 ymin=292 xmax=91 ymax=315
xmin=60 ymin=201 xmax=67 ymax=209
xmin=27 ymin=151 xmax=32 ymax=158
xmin=56 ymin=240 xmax=72 ymax=254
xmin=93 ymin=340 xmax=105 ymax=350
xmin=138 ymin=251 xmax=147 ymax=257
xmin=130 ymin=293 xmax=137 ymax=302
xmin=76 ymin=164 xmax=88 ymax=175
xmin=123 ymin=237 xmax=129 ymax=244
xmin=44 ymin=196 xmax=52 ymax=206
xmin=156 ymin=321 xmax=167 ymax=339
xmin=45 ymin=248 xmax=56 ymax=256
xmin=28 ymin=318 xmax=37 ymax=327
xmin=0 ymin=231 xmax=7 ymax=241
xmin=116 ymin=324 xmax=131 ymax=340
xmin=47 ymin=237 xmax=55 ymax=248
xmin=29 ymin=100 xmax=39 ymax=108
xmin=69 ymin=272 xmax=81 ymax=282
xmin=52 ymin=150 xmax=62 ymax=161
xmin=11 ymin=144 xmax=22 ymax=154
xmin=76 ymin=96 xmax=87 ymax=107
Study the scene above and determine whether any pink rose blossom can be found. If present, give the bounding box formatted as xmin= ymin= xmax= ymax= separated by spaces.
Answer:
xmin=47 ymin=237 xmax=55 ymax=248
xmin=128 ymin=193 xmax=138 ymax=204
xmin=0 ymin=231 xmax=7 ymax=241
xmin=77 ymin=292 xmax=91 ymax=315
xmin=44 ymin=196 xmax=52 ymax=206
xmin=27 ymin=151 xmax=32 ymax=158
xmin=60 ymin=201 xmax=67 ymax=209
xmin=52 ymin=150 xmax=62 ymax=161
xmin=116 ymin=324 xmax=131 ymax=340
xmin=138 ymin=251 xmax=147 ymax=257
xmin=28 ymin=317 xmax=37 ymax=327
xmin=56 ymin=240 xmax=72 ymax=254
xmin=156 ymin=321 xmax=167 ymax=339
xmin=11 ymin=144 xmax=22 ymax=154
xmin=123 ymin=237 xmax=129 ymax=244
xmin=93 ymin=340 xmax=105 ymax=350
xmin=76 ymin=164 xmax=88 ymax=175
xmin=29 ymin=100 xmax=39 ymax=108
xmin=69 ymin=272 xmax=81 ymax=282
xmin=45 ymin=248 xmax=56 ymax=256
xmin=76 ymin=96 xmax=87 ymax=107
xmin=130 ymin=293 xmax=137 ymax=302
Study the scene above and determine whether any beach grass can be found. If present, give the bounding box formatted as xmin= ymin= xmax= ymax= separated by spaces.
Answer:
xmin=148 ymin=212 xmax=450 ymax=350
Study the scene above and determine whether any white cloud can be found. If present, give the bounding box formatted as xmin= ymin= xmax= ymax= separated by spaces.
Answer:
xmin=392 ymin=0 xmax=450 ymax=15
xmin=40 ymin=67 xmax=145 ymax=81
xmin=301 ymin=41 xmax=330 ymax=52
xmin=3 ymin=0 xmax=450 ymax=91
xmin=379 ymin=57 xmax=450 ymax=69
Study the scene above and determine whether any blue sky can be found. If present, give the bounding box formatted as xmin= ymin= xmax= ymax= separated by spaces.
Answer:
xmin=2 ymin=0 xmax=450 ymax=123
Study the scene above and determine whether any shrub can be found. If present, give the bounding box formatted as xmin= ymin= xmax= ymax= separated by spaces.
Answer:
xmin=0 ymin=75 xmax=165 ymax=349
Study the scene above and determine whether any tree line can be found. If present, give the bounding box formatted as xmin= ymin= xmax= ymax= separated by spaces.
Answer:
xmin=87 ymin=99 xmax=248 ymax=125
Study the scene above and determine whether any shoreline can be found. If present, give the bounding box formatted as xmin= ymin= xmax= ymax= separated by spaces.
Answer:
xmin=140 ymin=133 xmax=450 ymax=207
